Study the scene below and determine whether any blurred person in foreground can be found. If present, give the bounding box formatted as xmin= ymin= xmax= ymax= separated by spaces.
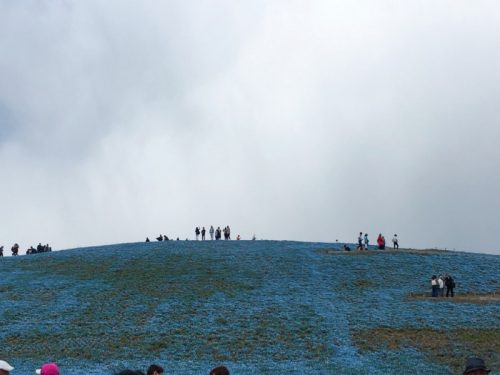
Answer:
xmin=210 ymin=366 xmax=229 ymax=375
xmin=0 ymin=360 xmax=14 ymax=375
xmin=463 ymin=357 xmax=491 ymax=375
xmin=147 ymin=364 xmax=163 ymax=375
xmin=35 ymin=363 xmax=59 ymax=375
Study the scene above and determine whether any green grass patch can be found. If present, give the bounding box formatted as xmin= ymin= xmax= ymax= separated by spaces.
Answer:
xmin=352 ymin=327 xmax=499 ymax=374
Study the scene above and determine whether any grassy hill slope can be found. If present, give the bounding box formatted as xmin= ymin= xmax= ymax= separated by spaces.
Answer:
xmin=0 ymin=241 xmax=498 ymax=374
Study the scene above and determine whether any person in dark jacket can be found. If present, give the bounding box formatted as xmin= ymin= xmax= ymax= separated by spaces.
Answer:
xmin=445 ymin=274 xmax=455 ymax=297
xmin=11 ymin=244 xmax=19 ymax=256
xmin=0 ymin=246 xmax=3 ymax=257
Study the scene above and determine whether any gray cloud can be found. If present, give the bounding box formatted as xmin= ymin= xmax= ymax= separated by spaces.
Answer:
xmin=0 ymin=1 xmax=499 ymax=254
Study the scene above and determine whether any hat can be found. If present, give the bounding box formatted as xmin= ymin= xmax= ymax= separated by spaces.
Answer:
xmin=35 ymin=363 xmax=59 ymax=375
xmin=0 ymin=360 xmax=14 ymax=371
xmin=463 ymin=357 xmax=490 ymax=374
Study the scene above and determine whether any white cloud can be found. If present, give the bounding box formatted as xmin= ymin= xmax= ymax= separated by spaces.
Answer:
xmin=0 ymin=1 xmax=499 ymax=253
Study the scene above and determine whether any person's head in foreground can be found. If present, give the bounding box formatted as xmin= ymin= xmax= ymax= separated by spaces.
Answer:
xmin=35 ymin=363 xmax=59 ymax=375
xmin=463 ymin=357 xmax=491 ymax=375
xmin=210 ymin=366 xmax=229 ymax=375
xmin=0 ymin=360 xmax=14 ymax=375
xmin=147 ymin=364 xmax=163 ymax=375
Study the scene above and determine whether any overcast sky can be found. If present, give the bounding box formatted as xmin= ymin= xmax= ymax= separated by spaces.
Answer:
xmin=0 ymin=1 xmax=499 ymax=254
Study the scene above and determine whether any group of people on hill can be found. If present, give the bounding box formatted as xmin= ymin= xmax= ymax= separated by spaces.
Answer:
xmin=0 ymin=360 xmax=230 ymax=375
xmin=193 ymin=226 xmax=232 ymax=240
xmin=431 ymin=274 xmax=456 ymax=297
xmin=195 ymin=226 xmax=232 ymax=240
xmin=354 ymin=232 xmax=399 ymax=250
xmin=148 ymin=235 xmax=176 ymax=242
xmin=145 ymin=226 xmax=243 ymax=243
xmin=0 ymin=243 xmax=52 ymax=257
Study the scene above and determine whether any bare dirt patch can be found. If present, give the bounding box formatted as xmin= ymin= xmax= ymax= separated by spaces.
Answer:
xmin=352 ymin=327 xmax=499 ymax=374
xmin=407 ymin=292 xmax=500 ymax=304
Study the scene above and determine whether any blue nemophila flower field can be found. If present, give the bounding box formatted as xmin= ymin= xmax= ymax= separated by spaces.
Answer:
xmin=0 ymin=241 xmax=498 ymax=374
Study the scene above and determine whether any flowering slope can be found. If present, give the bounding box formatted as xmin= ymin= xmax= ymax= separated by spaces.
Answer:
xmin=0 ymin=241 xmax=498 ymax=374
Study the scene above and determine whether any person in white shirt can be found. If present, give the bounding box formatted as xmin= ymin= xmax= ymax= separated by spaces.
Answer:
xmin=392 ymin=234 xmax=399 ymax=249
xmin=358 ymin=232 xmax=363 ymax=250
xmin=431 ymin=275 xmax=439 ymax=297
xmin=438 ymin=276 xmax=445 ymax=297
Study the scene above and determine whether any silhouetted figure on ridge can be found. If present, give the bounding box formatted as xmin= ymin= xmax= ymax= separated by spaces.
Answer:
xmin=156 ymin=235 xmax=163 ymax=242
xmin=146 ymin=237 xmax=150 ymax=242
xmin=11 ymin=243 xmax=19 ymax=256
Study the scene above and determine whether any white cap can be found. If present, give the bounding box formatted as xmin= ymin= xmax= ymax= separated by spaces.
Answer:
xmin=0 ymin=360 xmax=14 ymax=371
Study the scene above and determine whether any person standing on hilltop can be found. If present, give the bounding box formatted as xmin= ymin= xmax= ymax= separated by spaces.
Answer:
xmin=445 ymin=274 xmax=455 ymax=297
xmin=438 ymin=275 xmax=445 ymax=297
xmin=377 ymin=234 xmax=385 ymax=250
xmin=364 ymin=233 xmax=369 ymax=250
xmin=392 ymin=234 xmax=399 ymax=249
xmin=431 ymin=275 xmax=439 ymax=297
xmin=209 ymin=225 xmax=215 ymax=240
xmin=195 ymin=227 xmax=201 ymax=240
xmin=201 ymin=227 xmax=206 ymax=240
xmin=226 ymin=226 xmax=231 ymax=240
xmin=357 ymin=232 xmax=363 ymax=250
xmin=0 ymin=246 xmax=3 ymax=257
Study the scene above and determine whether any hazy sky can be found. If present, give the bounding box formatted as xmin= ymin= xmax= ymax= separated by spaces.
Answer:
xmin=1 ymin=1 xmax=499 ymax=254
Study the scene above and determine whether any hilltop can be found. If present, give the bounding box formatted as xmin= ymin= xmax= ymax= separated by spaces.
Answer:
xmin=0 ymin=241 xmax=498 ymax=374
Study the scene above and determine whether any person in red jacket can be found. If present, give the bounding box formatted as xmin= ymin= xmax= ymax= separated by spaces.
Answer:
xmin=377 ymin=234 xmax=385 ymax=250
